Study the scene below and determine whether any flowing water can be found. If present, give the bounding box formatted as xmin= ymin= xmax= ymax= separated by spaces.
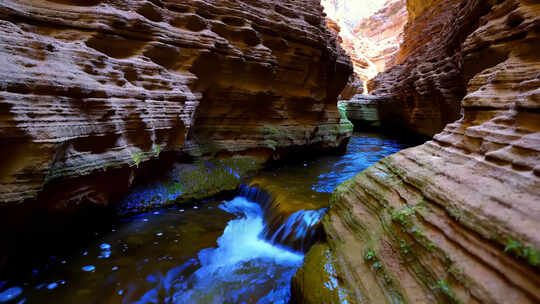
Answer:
xmin=0 ymin=132 xmax=416 ymax=304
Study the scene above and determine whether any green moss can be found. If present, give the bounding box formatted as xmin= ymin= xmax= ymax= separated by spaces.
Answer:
xmin=399 ymin=239 xmax=412 ymax=255
xmin=448 ymin=265 xmax=466 ymax=284
xmin=174 ymin=157 xmax=261 ymax=201
xmin=391 ymin=205 xmax=417 ymax=229
xmin=335 ymin=177 xmax=354 ymax=193
xmin=262 ymin=125 xmax=281 ymax=138
xmin=338 ymin=120 xmax=354 ymax=133
xmin=337 ymin=102 xmax=349 ymax=120
xmin=362 ymin=246 xmax=405 ymax=303
xmin=125 ymin=156 xmax=262 ymax=213
xmin=365 ymin=248 xmax=376 ymax=261
xmin=291 ymin=243 xmax=350 ymax=303
xmin=263 ymin=139 xmax=278 ymax=151
xmin=165 ymin=181 xmax=184 ymax=195
xmin=434 ymin=280 xmax=459 ymax=303
xmin=153 ymin=145 xmax=161 ymax=157
xmin=504 ymin=239 xmax=540 ymax=267
xmin=131 ymin=151 xmax=144 ymax=168
xmin=408 ymin=226 xmax=436 ymax=251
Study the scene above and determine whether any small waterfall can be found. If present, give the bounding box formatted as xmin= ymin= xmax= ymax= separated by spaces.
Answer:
xmin=237 ymin=184 xmax=274 ymax=210
xmin=264 ymin=208 xmax=327 ymax=252
xmin=238 ymin=184 xmax=327 ymax=252
xmin=171 ymin=196 xmax=303 ymax=303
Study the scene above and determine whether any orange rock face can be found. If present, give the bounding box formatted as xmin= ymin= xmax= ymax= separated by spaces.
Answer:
xmin=0 ymin=0 xmax=352 ymax=207
xmin=322 ymin=0 xmax=407 ymax=97
xmin=369 ymin=0 xmax=490 ymax=136
xmin=352 ymin=0 xmax=407 ymax=74
xmin=296 ymin=0 xmax=540 ymax=303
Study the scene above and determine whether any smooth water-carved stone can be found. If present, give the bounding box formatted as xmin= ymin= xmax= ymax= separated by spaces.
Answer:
xmin=0 ymin=0 xmax=352 ymax=209
xmin=298 ymin=0 xmax=540 ymax=303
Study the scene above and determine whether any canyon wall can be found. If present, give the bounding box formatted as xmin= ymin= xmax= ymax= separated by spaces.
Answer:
xmin=322 ymin=0 xmax=407 ymax=98
xmin=352 ymin=0 xmax=407 ymax=75
xmin=295 ymin=0 xmax=540 ymax=303
xmin=368 ymin=0 xmax=489 ymax=136
xmin=0 ymin=0 xmax=352 ymax=211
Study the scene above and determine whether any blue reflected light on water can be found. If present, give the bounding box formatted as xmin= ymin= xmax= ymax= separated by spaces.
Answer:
xmin=133 ymin=196 xmax=304 ymax=304
xmin=267 ymin=208 xmax=327 ymax=252
xmin=312 ymin=133 xmax=411 ymax=193
xmin=0 ymin=132 xmax=417 ymax=303
xmin=0 ymin=287 xmax=23 ymax=303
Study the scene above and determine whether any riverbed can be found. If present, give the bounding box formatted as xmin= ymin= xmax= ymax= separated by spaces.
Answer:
xmin=0 ymin=132 xmax=417 ymax=304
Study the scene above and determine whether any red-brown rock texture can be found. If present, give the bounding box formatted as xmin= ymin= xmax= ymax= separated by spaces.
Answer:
xmin=368 ymin=0 xmax=490 ymax=136
xmin=0 ymin=0 xmax=352 ymax=208
xmin=339 ymin=74 xmax=364 ymax=100
xmin=322 ymin=0 xmax=407 ymax=96
xmin=352 ymin=0 xmax=407 ymax=74
xmin=294 ymin=0 xmax=540 ymax=303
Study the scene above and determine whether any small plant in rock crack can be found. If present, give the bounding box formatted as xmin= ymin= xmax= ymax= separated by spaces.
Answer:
xmin=131 ymin=151 xmax=144 ymax=168
xmin=434 ymin=280 xmax=458 ymax=302
xmin=365 ymin=249 xmax=375 ymax=261
xmin=504 ymin=239 xmax=540 ymax=267
xmin=153 ymin=145 xmax=161 ymax=157
xmin=391 ymin=205 xmax=417 ymax=230
xmin=399 ymin=239 xmax=412 ymax=255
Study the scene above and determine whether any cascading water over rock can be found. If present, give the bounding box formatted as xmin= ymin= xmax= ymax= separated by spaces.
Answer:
xmin=238 ymin=185 xmax=327 ymax=252
xmin=265 ymin=208 xmax=327 ymax=253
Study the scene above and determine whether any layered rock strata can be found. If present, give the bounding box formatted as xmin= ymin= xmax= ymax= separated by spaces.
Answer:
xmin=322 ymin=0 xmax=407 ymax=96
xmin=368 ymin=0 xmax=492 ymax=136
xmin=338 ymin=95 xmax=386 ymax=129
xmin=352 ymin=0 xmax=407 ymax=74
xmin=0 ymin=0 xmax=352 ymax=209
xmin=339 ymin=74 xmax=364 ymax=100
xmin=295 ymin=0 xmax=540 ymax=303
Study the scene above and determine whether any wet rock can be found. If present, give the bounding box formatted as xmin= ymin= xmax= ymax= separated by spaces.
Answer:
xmin=299 ymin=0 xmax=540 ymax=303
xmin=291 ymin=243 xmax=350 ymax=304
xmin=0 ymin=287 xmax=23 ymax=303
xmin=0 ymin=0 xmax=352 ymax=210
xmin=338 ymin=95 xmax=385 ymax=128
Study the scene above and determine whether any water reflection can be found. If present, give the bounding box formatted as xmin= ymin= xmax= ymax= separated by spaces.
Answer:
xmin=0 ymin=132 xmax=417 ymax=303
xmin=1 ymin=202 xmax=234 ymax=304
xmin=171 ymin=197 xmax=303 ymax=304
xmin=312 ymin=133 xmax=413 ymax=192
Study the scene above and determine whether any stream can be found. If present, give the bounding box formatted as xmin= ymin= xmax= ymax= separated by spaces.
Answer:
xmin=0 ymin=132 xmax=416 ymax=304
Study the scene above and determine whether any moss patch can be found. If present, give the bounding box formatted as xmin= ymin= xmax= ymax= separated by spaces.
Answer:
xmin=117 ymin=156 xmax=262 ymax=215
xmin=291 ymin=243 xmax=350 ymax=304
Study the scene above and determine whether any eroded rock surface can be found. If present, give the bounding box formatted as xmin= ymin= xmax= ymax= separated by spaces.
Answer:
xmin=338 ymin=95 xmax=383 ymax=128
xmin=368 ymin=0 xmax=491 ymax=136
xmin=296 ymin=0 xmax=540 ymax=303
xmin=352 ymin=0 xmax=407 ymax=75
xmin=0 ymin=0 xmax=352 ymax=209
xmin=322 ymin=0 xmax=407 ymax=96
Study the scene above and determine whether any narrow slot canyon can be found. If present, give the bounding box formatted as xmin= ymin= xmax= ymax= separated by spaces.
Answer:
xmin=0 ymin=0 xmax=538 ymax=303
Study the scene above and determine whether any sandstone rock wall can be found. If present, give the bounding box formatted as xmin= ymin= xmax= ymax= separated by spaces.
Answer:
xmin=352 ymin=0 xmax=407 ymax=73
xmin=338 ymin=95 xmax=383 ymax=128
xmin=296 ymin=0 xmax=540 ymax=303
xmin=338 ymin=93 xmax=427 ymax=133
xmin=0 ymin=0 xmax=352 ymax=208
xmin=369 ymin=0 xmax=493 ymax=136
xmin=322 ymin=0 xmax=407 ymax=97
xmin=339 ymin=74 xmax=364 ymax=100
